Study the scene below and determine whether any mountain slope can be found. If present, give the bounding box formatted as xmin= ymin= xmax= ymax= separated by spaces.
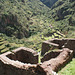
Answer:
xmin=0 ymin=0 xmax=75 ymax=39
xmin=49 ymin=0 xmax=75 ymax=37
xmin=51 ymin=0 xmax=75 ymax=22
xmin=0 ymin=0 xmax=50 ymax=38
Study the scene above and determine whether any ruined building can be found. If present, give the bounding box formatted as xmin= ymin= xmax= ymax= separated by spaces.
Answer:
xmin=0 ymin=39 xmax=75 ymax=75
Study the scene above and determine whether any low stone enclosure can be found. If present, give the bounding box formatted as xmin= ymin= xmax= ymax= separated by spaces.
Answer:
xmin=41 ymin=38 xmax=75 ymax=55
xmin=0 ymin=38 xmax=75 ymax=75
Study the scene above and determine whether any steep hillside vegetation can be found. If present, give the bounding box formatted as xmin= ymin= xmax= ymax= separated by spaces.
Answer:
xmin=0 ymin=0 xmax=75 ymax=53
xmin=49 ymin=0 xmax=75 ymax=38
xmin=0 ymin=0 xmax=50 ymax=38
xmin=51 ymin=0 xmax=75 ymax=22
xmin=0 ymin=0 xmax=74 ymax=39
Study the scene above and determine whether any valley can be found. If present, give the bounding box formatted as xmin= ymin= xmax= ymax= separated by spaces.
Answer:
xmin=0 ymin=0 xmax=75 ymax=75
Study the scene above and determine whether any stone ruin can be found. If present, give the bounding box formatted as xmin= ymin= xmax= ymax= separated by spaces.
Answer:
xmin=41 ymin=38 xmax=75 ymax=55
xmin=0 ymin=38 xmax=75 ymax=75
xmin=0 ymin=47 xmax=38 ymax=75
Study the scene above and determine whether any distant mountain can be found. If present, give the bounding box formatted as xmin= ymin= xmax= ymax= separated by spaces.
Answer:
xmin=40 ymin=0 xmax=58 ymax=7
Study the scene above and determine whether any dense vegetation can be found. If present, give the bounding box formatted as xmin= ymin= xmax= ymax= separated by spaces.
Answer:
xmin=50 ymin=0 xmax=75 ymax=37
xmin=0 ymin=0 xmax=51 ymax=38
xmin=0 ymin=0 xmax=75 ymax=74
xmin=0 ymin=0 xmax=75 ymax=39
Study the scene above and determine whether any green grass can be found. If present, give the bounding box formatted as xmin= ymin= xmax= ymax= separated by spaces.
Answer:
xmin=0 ymin=45 xmax=6 ymax=50
xmin=58 ymin=59 xmax=75 ymax=75
xmin=0 ymin=36 xmax=24 ymax=54
xmin=1 ymin=48 xmax=9 ymax=53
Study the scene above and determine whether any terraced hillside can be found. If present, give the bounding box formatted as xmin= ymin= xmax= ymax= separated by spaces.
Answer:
xmin=0 ymin=30 xmax=65 ymax=54
xmin=0 ymin=37 xmax=9 ymax=53
xmin=0 ymin=35 xmax=24 ymax=54
xmin=22 ymin=29 xmax=65 ymax=51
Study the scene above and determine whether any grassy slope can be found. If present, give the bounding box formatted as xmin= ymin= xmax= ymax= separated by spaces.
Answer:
xmin=0 ymin=35 xmax=24 ymax=54
xmin=58 ymin=59 xmax=75 ymax=75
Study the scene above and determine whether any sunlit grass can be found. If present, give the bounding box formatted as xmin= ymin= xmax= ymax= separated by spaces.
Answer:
xmin=58 ymin=59 xmax=75 ymax=75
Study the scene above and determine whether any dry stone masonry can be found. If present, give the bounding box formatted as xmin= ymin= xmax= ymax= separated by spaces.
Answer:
xmin=0 ymin=38 xmax=74 ymax=75
xmin=38 ymin=48 xmax=73 ymax=75
xmin=0 ymin=47 xmax=38 ymax=75
xmin=41 ymin=39 xmax=75 ymax=55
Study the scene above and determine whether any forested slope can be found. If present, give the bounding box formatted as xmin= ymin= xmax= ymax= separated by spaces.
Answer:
xmin=49 ymin=0 xmax=75 ymax=38
xmin=0 ymin=0 xmax=50 ymax=38
xmin=0 ymin=0 xmax=75 ymax=53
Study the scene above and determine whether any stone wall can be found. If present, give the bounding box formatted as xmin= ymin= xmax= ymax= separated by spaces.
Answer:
xmin=41 ymin=50 xmax=61 ymax=62
xmin=0 ymin=47 xmax=39 ymax=75
xmin=41 ymin=40 xmax=59 ymax=55
xmin=41 ymin=39 xmax=75 ymax=55
xmin=37 ymin=48 xmax=73 ymax=75
xmin=6 ymin=47 xmax=38 ymax=64
xmin=0 ymin=44 xmax=74 ymax=75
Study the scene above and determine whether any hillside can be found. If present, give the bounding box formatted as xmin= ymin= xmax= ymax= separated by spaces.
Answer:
xmin=0 ymin=0 xmax=74 ymax=39
xmin=0 ymin=0 xmax=64 ymax=53
xmin=0 ymin=0 xmax=75 ymax=75
xmin=40 ymin=0 xmax=58 ymax=7
xmin=49 ymin=0 xmax=75 ymax=37
xmin=0 ymin=0 xmax=51 ymax=39
xmin=0 ymin=0 xmax=75 ymax=53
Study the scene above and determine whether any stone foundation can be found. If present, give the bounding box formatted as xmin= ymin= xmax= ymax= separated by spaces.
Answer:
xmin=37 ymin=48 xmax=73 ymax=75
xmin=41 ymin=50 xmax=61 ymax=62
xmin=0 ymin=47 xmax=38 ymax=75
xmin=0 ymin=47 xmax=73 ymax=75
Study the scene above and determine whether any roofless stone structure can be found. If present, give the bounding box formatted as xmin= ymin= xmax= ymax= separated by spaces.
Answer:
xmin=0 ymin=38 xmax=74 ymax=75
xmin=41 ymin=38 xmax=75 ymax=55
